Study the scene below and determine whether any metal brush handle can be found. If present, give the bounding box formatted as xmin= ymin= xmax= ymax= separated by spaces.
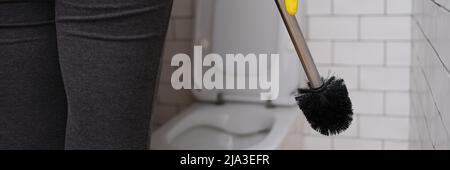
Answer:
xmin=275 ymin=0 xmax=323 ymax=88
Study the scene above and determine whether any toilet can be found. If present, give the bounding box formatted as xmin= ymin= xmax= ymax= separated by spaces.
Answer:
xmin=151 ymin=0 xmax=306 ymax=150
xmin=151 ymin=103 xmax=299 ymax=150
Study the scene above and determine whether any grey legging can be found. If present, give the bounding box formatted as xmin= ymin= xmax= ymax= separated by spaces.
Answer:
xmin=0 ymin=0 xmax=172 ymax=149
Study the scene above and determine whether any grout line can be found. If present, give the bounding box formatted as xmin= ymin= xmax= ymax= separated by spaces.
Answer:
xmin=356 ymin=113 xmax=410 ymax=118
xmin=330 ymin=0 xmax=335 ymax=14
xmin=357 ymin=16 xmax=362 ymax=41
xmin=417 ymin=66 xmax=450 ymax=141
xmin=430 ymin=0 xmax=450 ymax=13
xmin=307 ymin=14 xmax=413 ymax=17
xmin=414 ymin=34 xmax=450 ymax=144
xmin=331 ymin=135 xmax=410 ymax=142
xmin=382 ymin=91 xmax=387 ymax=116
xmin=413 ymin=19 xmax=450 ymax=76
xmin=357 ymin=66 xmax=361 ymax=90
xmin=308 ymin=39 xmax=412 ymax=42
xmin=316 ymin=63 xmax=416 ymax=68
xmin=410 ymin=74 xmax=438 ymax=149
xmin=331 ymin=40 xmax=335 ymax=65
xmin=383 ymin=40 xmax=388 ymax=66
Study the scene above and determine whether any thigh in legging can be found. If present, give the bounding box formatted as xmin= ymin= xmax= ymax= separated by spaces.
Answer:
xmin=55 ymin=0 xmax=172 ymax=149
xmin=0 ymin=1 xmax=67 ymax=149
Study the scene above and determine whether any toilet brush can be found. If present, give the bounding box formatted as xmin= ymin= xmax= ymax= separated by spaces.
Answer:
xmin=275 ymin=0 xmax=353 ymax=135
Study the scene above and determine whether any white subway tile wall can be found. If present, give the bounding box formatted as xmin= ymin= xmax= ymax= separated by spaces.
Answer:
xmin=334 ymin=0 xmax=385 ymax=15
xmin=309 ymin=17 xmax=359 ymax=40
xmin=334 ymin=138 xmax=383 ymax=150
xmin=303 ymin=0 xmax=412 ymax=150
xmin=152 ymin=0 xmax=413 ymax=150
xmin=334 ymin=42 xmax=384 ymax=65
xmin=306 ymin=0 xmax=332 ymax=15
xmin=386 ymin=42 xmax=412 ymax=66
xmin=387 ymin=0 xmax=412 ymax=14
xmin=360 ymin=17 xmax=411 ymax=40
xmin=302 ymin=136 xmax=333 ymax=150
xmin=410 ymin=0 xmax=450 ymax=150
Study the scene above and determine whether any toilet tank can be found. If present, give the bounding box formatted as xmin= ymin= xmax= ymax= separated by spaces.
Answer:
xmin=193 ymin=0 xmax=306 ymax=106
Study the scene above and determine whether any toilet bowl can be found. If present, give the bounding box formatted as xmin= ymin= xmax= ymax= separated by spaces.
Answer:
xmin=151 ymin=103 xmax=299 ymax=150
xmin=151 ymin=0 xmax=306 ymax=150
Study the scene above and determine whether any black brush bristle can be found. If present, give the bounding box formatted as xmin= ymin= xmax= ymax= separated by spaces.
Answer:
xmin=295 ymin=76 xmax=353 ymax=136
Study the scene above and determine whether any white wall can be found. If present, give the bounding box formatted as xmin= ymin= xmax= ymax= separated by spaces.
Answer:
xmin=410 ymin=0 xmax=450 ymax=150
xmin=302 ymin=0 xmax=412 ymax=150
xmin=152 ymin=0 xmax=414 ymax=150
xmin=151 ymin=0 xmax=195 ymax=131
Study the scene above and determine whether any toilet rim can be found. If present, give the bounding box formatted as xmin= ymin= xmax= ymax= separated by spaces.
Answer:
xmin=151 ymin=103 xmax=299 ymax=150
xmin=247 ymin=111 xmax=296 ymax=150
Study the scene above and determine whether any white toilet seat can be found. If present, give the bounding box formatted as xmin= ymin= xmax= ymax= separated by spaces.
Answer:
xmin=151 ymin=103 xmax=299 ymax=150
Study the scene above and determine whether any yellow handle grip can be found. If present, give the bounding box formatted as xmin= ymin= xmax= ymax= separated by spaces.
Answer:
xmin=285 ymin=0 xmax=298 ymax=16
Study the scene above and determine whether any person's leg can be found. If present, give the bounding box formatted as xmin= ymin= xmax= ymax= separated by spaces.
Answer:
xmin=55 ymin=0 xmax=172 ymax=149
xmin=0 ymin=0 xmax=67 ymax=149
